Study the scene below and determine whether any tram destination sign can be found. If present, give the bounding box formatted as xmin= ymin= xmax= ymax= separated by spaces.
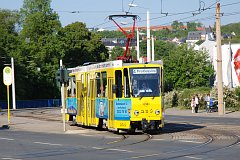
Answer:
xmin=133 ymin=68 xmax=157 ymax=74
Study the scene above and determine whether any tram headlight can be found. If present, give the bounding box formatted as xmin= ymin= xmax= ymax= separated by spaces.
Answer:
xmin=155 ymin=109 xmax=160 ymax=115
xmin=134 ymin=110 xmax=139 ymax=116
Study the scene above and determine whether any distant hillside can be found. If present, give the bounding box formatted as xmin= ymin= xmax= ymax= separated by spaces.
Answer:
xmin=221 ymin=22 xmax=240 ymax=38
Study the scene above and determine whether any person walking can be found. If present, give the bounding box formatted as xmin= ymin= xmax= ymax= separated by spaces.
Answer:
xmin=204 ymin=94 xmax=210 ymax=112
xmin=191 ymin=97 xmax=196 ymax=113
xmin=194 ymin=94 xmax=199 ymax=113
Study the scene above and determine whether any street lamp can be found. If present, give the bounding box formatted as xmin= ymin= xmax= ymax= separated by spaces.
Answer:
xmin=128 ymin=3 xmax=151 ymax=62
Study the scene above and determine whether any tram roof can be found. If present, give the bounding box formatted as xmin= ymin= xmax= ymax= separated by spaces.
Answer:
xmin=69 ymin=60 xmax=163 ymax=74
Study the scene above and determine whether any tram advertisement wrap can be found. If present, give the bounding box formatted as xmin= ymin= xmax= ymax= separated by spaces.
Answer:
xmin=114 ymin=99 xmax=132 ymax=120
xmin=96 ymin=98 xmax=108 ymax=119
xmin=66 ymin=97 xmax=77 ymax=115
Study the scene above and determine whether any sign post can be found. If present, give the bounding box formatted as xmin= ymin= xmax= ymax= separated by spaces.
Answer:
xmin=3 ymin=66 xmax=12 ymax=125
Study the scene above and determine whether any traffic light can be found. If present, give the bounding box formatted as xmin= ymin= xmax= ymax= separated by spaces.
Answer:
xmin=55 ymin=68 xmax=70 ymax=84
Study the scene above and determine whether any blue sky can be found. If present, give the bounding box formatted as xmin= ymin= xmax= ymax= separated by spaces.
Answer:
xmin=1 ymin=0 xmax=240 ymax=29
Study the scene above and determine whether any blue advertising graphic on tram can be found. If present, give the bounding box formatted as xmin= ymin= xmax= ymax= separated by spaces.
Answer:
xmin=95 ymin=98 xmax=108 ymax=119
xmin=114 ymin=99 xmax=132 ymax=120
xmin=66 ymin=97 xmax=77 ymax=115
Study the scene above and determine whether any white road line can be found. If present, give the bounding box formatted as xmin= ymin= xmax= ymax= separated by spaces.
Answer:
xmin=151 ymin=139 xmax=167 ymax=141
xmin=33 ymin=142 xmax=62 ymax=146
xmin=1 ymin=158 xmax=22 ymax=160
xmin=185 ymin=156 xmax=202 ymax=159
xmin=107 ymin=148 xmax=133 ymax=153
xmin=0 ymin=137 xmax=14 ymax=141
xmin=104 ymin=136 xmax=120 ymax=139
xmin=92 ymin=147 xmax=103 ymax=150
xmin=178 ymin=140 xmax=203 ymax=144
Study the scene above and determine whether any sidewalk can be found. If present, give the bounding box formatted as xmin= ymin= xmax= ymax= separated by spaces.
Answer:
xmin=165 ymin=107 xmax=240 ymax=118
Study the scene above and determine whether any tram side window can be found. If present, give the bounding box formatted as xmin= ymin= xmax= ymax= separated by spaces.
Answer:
xmin=67 ymin=78 xmax=76 ymax=97
xmin=161 ymin=68 xmax=164 ymax=95
xmin=115 ymin=70 xmax=122 ymax=98
xmin=124 ymin=68 xmax=130 ymax=98
xmin=96 ymin=72 xmax=101 ymax=97
xmin=102 ymin=72 xmax=107 ymax=97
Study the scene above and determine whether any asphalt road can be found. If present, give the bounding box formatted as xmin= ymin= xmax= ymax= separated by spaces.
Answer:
xmin=0 ymin=108 xmax=239 ymax=160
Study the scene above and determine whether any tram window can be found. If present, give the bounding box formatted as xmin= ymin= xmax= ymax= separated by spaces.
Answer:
xmin=161 ymin=68 xmax=164 ymax=95
xmin=102 ymin=72 xmax=107 ymax=97
xmin=115 ymin=70 xmax=122 ymax=98
xmin=96 ymin=72 xmax=101 ymax=97
xmin=87 ymin=74 xmax=90 ymax=97
xmin=124 ymin=68 xmax=130 ymax=98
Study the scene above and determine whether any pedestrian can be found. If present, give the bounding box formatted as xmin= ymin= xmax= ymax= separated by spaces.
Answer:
xmin=194 ymin=94 xmax=199 ymax=113
xmin=191 ymin=96 xmax=195 ymax=113
xmin=204 ymin=94 xmax=210 ymax=112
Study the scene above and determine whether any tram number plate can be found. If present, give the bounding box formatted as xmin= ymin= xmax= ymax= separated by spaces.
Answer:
xmin=120 ymin=122 xmax=127 ymax=127
xmin=140 ymin=109 xmax=153 ymax=114
xmin=141 ymin=110 xmax=149 ymax=113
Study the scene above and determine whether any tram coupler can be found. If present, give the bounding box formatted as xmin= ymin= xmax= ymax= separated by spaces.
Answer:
xmin=141 ymin=119 xmax=161 ymax=131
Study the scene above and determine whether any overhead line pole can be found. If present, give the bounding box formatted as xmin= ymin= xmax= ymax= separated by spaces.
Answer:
xmin=147 ymin=10 xmax=151 ymax=62
xmin=216 ymin=3 xmax=224 ymax=115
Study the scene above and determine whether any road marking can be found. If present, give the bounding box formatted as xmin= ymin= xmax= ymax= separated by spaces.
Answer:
xmin=92 ymin=147 xmax=103 ymax=150
xmin=178 ymin=140 xmax=203 ymax=144
xmin=151 ymin=139 xmax=166 ymax=141
xmin=104 ymin=136 xmax=120 ymax=139
xmin=34 ymin=142 xmax=62 ymax=146
xmin=107 ymin=148 xmax=133 ymax=153
xmin=122 ymin=153 xmax=160 ymax=159
xmin=91 ymin=147 xmax=132 ymax=153
xmin=185 ymin=156 xmax=202 ymax=159
xmin=1 ymin=158 xmax=22 ymax=160
xmin=0 ymin=137 xmax=14 ymax=141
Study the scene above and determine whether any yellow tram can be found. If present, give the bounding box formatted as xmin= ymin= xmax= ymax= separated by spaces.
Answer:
xmin=65 ymin=60 xmax=164 ymax=132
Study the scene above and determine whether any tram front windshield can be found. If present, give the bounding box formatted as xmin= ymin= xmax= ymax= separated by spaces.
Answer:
xmin=130 ymin=68 xmax=160 ymax=97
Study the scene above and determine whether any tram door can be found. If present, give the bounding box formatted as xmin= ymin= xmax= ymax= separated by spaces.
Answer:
xmin=80 ymin=74 xmax=85 ymax=124
xmin=90 ymin=78 xmax=96 ymax=126
xmin=76 ymin=78 xmax=83 ymax=124
xmin=86 ymin=74 xmax=90 ymax=125
xmin=108 ymin=78 xmax=114 ymax=128
xmin=110 ymin=70 xmax=123 ymax=129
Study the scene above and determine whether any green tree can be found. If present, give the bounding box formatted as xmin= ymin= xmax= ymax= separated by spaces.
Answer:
xmin=58 ymin=22 xmax=108 ymax=67
xmin=0 ymin=9 xmax=21 ymax=100
xmin=108 ymin=46 xmax=125 ymax=61
xmin=163 ymin=44 xmax=214 ymax=91
xmin=97 ymin=30 xmax=126 ymax=38
xmin=171 ymin=20 xmax=184 ymax=30
xmin=18 ymin=0 xmax=62 ymax=99
xmin=187 ymin=22 xmax=202 ymax=31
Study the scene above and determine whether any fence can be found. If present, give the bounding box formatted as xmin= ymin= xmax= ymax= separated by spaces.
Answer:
xmin=0 ymin=99 xmax=61 ymax=109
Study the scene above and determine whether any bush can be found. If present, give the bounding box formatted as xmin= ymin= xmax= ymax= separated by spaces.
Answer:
xmin=164 ymin=87 xmax=211 ymax=109
xmin=164 ymin=87 xmax=240 ymax=111
xmin=211 ymin=87 xmax=240 ymax=111
xmin=164 ymin=90 xmax=179 ymax=108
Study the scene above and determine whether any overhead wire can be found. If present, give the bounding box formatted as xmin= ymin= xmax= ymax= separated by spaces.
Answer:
xmin=56 ymin=0 xmax=240 ymax=30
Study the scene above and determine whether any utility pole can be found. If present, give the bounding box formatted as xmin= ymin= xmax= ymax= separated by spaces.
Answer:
xmin=216 ymin=3 xmax=224 ymax=115
xmin=147 ymin=10 xmax=151 ymax=62
xmin=11 ymin=57 xmax=16 ymax=110
xmin=60 ymin=60 xmax=66 ymax=131
xmin=151 ymin=35 xmax=155 ymax=61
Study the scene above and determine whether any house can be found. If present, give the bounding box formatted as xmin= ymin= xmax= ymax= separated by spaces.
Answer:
xmin=194 ymin=36 xmax=240 ymax=87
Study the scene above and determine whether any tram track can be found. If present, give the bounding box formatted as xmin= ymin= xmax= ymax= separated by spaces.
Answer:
xmin=2 ymin=108 xmax=240 ymax=159
xmin=117 ymin=124 xmax=240 ymax=160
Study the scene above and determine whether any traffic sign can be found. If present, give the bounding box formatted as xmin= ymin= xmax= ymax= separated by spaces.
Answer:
xmin=3 ymin=66 xmax=12 ymax=86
